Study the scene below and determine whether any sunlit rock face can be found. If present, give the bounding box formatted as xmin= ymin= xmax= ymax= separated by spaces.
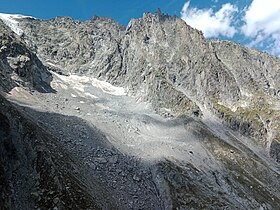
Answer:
xmin=0 ymin=11 xmax=279 ymax=210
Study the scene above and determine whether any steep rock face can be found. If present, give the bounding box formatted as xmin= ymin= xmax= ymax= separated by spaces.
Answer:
xmin=16 ymin=12 xmax=280 ymax=159
xmin=118 ymin=12 xmax=241 ymax=116
xmin=210 ymin=40 xmax=280 ymax=153
xmin=19 ymin=16 xmax=124 ymax=76
xmin=0 ymin=20 xmax=53 ymax=92
xmin=18 ymin=13 xmax=202 ymax=117
xmin=211 ymin=40 xmax=280 ymax=96
xmin=18 ymin=12 xmax=246 ymax=115
xmin=18 ymin=12 xmax=242 ymax=115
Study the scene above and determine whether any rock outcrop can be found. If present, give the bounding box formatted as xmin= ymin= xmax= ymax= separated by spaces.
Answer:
xmin=0 ymin=20 xmax=53 ymax=93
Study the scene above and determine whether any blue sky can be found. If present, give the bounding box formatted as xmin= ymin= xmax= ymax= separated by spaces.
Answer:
xmin=0 ymin=0 xmax=280 ymax=56
xmin=0 ymin=0 xmax=187 ymax=25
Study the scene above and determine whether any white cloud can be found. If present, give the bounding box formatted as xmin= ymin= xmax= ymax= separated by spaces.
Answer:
xmin=179 ymin=0 xmax=280 ymax=56
xmin=242 ymin=0 xmax=280 ymax=36
xmin=180 ymin=1 xmax=238 ymax=38
xmin=242 ymin=0 xmax=280 ymax=56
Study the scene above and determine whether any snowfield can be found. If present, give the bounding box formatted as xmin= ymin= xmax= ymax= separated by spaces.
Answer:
xmin=0 ymin=13 xmax=35 ymax=35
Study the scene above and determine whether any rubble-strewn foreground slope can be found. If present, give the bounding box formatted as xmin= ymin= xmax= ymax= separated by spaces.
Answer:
xmin=0 ymin=12 xmax=280 ymax=210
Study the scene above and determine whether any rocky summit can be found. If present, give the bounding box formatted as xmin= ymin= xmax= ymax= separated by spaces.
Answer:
xmin=0 ymin=11 xmax=280 ymax=210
